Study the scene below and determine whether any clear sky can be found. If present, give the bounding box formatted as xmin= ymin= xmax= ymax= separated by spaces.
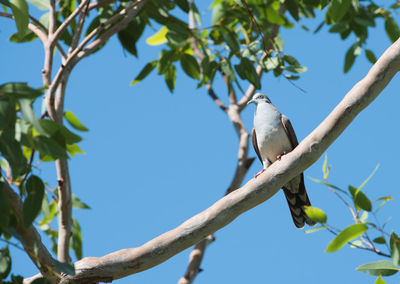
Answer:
xmin=1 ymin=1 xmax=400 ymax=283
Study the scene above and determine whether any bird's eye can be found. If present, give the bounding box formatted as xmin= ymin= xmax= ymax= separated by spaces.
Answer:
xmin=258 ymin=95 xmax=264 ymax=99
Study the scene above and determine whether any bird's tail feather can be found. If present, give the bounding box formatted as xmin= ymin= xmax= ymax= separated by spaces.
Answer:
xmin=283 ymin=174 xmax=315 ymax=229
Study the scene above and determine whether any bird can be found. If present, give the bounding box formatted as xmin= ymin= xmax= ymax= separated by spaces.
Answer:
xmin=247 ymin=93 xmax=315 ymax=228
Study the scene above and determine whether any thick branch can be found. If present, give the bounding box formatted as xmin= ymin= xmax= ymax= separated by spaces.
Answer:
xmin=24 ymin=37 xmax=400 ymax=284
xmin=2 ymin=179 xmax=57 ymax=280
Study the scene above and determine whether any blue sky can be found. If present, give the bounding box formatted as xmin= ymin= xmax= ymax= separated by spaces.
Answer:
xmin=1 ymin=1 xmax=400 ymax=283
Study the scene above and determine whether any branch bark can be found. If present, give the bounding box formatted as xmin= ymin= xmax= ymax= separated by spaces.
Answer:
xmin=25 ymin=36 xmax=400 ymax=284
xmin=2 ymin=180 xmax=57 ymax=281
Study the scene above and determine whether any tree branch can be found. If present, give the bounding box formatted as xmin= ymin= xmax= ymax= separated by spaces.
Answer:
xmin=2 ymin=179 xmax=57 ymax=281
xmin=51 ymin=0 xmax=90 ymax=46
xmin=25 ymin=36 xmax=400 ymax=284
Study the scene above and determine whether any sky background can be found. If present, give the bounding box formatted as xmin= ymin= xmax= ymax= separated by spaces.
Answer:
xmin=1 ymin=1 xmax=400 ymax=283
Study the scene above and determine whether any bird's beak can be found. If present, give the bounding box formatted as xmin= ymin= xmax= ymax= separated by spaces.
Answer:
xmin=247 ymin=99 xmax=255 ymax=105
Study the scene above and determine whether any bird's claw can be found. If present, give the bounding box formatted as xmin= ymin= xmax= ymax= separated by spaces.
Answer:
xmin=276 ymin=152 xmax=287 ymax=160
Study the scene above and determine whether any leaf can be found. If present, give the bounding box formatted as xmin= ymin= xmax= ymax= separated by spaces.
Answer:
xmin=64 ymin=111 xmax=88 ymax=132
xmin=365 ymin=49 xmax=377 ymax=64
xmin=326 ymin=223 xmax=368 ymax=253
xmin=305 ymin=226 xmax=327 ymax=234
xmin=304 ymin=206 xmax=327 ymax=223
xmin=164 ymin=64 xmax=176 ymax=92
xmin=0 ymin=246 xmax=11 ymax=278
xmin=34 ymin=136 xmax=68 ymax=160
xmin=211 ymin=2 xmax=225 ymax=25
xmin=344 ymin=43 xmax=361 ymax=73
xmin=359 ymin=211 xmax=368 ymax=223
xmin=326 ymin=0 xmax=351 ymax=23
xmin=9 ymin=0 xmax=29 ymax=39
xmin=23 ymin=175 xmax=45 ymax=227
xmin=32 ymin=278 xmax=51 ymax=284
xmin=350 ymin=240 xmax=363 ymax=248
xmin=67 ymin=144 xmax=85 ymax=157
xmin=0 ymin=181 xmax=10 ymax=230
xmin=356 ymin=260 xmax=399 ymax=276
xmin=390 ymin=232 xmax=400 ymax=265
xmin=322 ymin=153 xmax=328 ymax=178
xmin=180 ymin=54 xmax=200 ymax=80
xmin=0 ymin=82 xmax=42 ymax=98
xmin=285 ymin=0 xmax=299 ymax=21
xmin=385 ymin=16 xmax=400 ymax=43
xmin=374 ymin=275 xmax=386 ymax=284
xmin=308 ymin=177 xmax=349 ymax=196
xmin=131 ymin=61 xmax=157 ymax=86
xmin=266 ymin=6 xmax=285 ymax=25
xmin=71 ymin=218 xmax=82 ymax=260
xmin=373 ymin=236 xmax=386 ymax=244
xmin=358 ymin=164 xmax=379 ymax=191
xmin=72 ymin=194 xmax=90 ymax=209
xmin=18 ymin=98 xmax=45 ymax=135
xmin=234 ymin=57 xmax=261 ymax=89
xmin=26 ymin=0 xmax=48 ymax=10
xmin=146 ymin=26 xmax=167 ymax=46
xmin=0 ymin=135 xmax=27 ymax=177
xmin=348 ymin=185 xmax=372 ymax=212
xmin=285 ymin=65 xmax=307 ymax=74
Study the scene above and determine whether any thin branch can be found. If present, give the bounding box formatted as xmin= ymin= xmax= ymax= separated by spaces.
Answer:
xmin=69 ymin=0 xmax=90 ymax=53
xmin=88 ymin=0 xmax=117 ymax=10
xmin=51 ymin=0 xmax=90 ymax=47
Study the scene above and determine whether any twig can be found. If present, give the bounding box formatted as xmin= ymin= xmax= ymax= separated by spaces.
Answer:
xmin=88 ymin=0 xmax=117 ymax=10
xmin=19 ymin=150 xmax=36 ymax=196
xmin=51 ymin=0 xmax=90 ymax=47
xmin=68 ymin=0 xmax=90 ymax=53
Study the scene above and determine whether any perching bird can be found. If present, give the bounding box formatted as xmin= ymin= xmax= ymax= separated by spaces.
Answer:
xmin=248 ymin=93 xmax=315 ymax=228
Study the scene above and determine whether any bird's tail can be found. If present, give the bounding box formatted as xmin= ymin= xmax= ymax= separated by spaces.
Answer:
xmin=283 ymin=174 xmax=315 ymax=229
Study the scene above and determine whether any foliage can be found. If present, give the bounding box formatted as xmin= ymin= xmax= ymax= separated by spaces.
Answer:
xmin=307 ymin=155 xmax=398 ymax=283
xmin=0 ymin=0 xmax=399 ymax=282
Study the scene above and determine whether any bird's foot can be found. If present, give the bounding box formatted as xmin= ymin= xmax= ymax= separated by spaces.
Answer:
xmin=276 ymin=152 xmax=287 ymax=160
xmin=254 ymin=169 xmax=266 ymax=178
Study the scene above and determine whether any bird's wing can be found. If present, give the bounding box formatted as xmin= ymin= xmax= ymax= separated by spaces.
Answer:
xmin=280 ymin=114 xmax=299 ymax=149
xmin=251 ymin=128 xmax=263 ymax=164
xmin=280 ymin=115 xmax=315 ymax=228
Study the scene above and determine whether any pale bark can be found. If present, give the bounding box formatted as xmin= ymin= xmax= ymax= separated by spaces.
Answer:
xmin=24 ymin=36 xmax=400 ymax=284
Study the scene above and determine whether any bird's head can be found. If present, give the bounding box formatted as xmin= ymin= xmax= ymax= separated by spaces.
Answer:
xmin=247 ymin=93 xmax=272 ymax=105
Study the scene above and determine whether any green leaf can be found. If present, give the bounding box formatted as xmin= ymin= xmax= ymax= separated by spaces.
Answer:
xmin=374 ymin=275 xmax=386 ymax=284
xmin=385 ymin=16 xmax=400 ymax=43
xmin=9 ymin=0 xmax=29 ymax=39
xmin=350 ymin=240 xmax=363 ymax=248
xmin=18 ymin=98 xmax=45 ymax=135
xmin=359 ymin=211 xmax=368 ymax=223
xmin=304 ymin=206 xmax=327 ymax=223
xmin=326 ymin=0 xmax=351 ymax=23
xmin=0 ymin=181 xmax=10 ymax=230
xmin=356 ymin=260 xmax=399 ymax=276
xmin=72 ymin=194 xmax=90 ymax=209
xmin=211 ymin=2 xmax=225 ymax=25
xmin=348 ymin=185 xmax=372 ymax=212
xmin=34 ymin=136 xmax=68 ymax=160
xmin=358 ymin=164 xmax=379 ymax=191
xmin=31 ymin=278 xmax=51 ymax=284
xmin=180 ymin=54 xmax=200 ymax=80
xmin=9 ymin=30 xmax=37 ymax=42
xmin=146 ymin=26 xmax=167 ymax=46
xmin=26 ymin=0 xmax=48 ymax=10
xmin=326 ymin=223 xmax=368 ymax=253
xmin=67 ymin=144 xmax=85 ymax=157
xmin=0 ymin=246 xmax=11 ymax=278
xmin=0 ymin=82 xmax=42 ymax=98
xmin=322 ymin=153 xmax=328 ymax=178
xmin=305 ymin=226 xmax=327 ymax=234
xmin=344 ymin=43 xmax=361 ymax=73
xmin=39 ymin=119 xmax=82 ymax=145
xmin=71 ymin=218 xmax=82 ymax=260
xmin=373 ymin=236 xmax=386 ymax=244
xmin=285 ymin=65 xmax=307 ymax=74
xmin=0 ymin=135 xmax=27 ymax=177
xmin=308 ymin=177 xmax=349 ymax=196
xmin=266 ymin=6 xmax=285 ymax=25
xmin=365 ymin=49 xmax=377 ymax=64
xmin=164 ymin=64 xmax=176 ymax=92
xmin=234 ymin=57 xmax=261 ymax=89
xmin=0 ymin=97 xmax=16 ymax=130
xmin=64 ymin=111 xmax=88 ymax=132
xmin=285 ymin=0 xmax=299 ymax=21
xmin=260 ymin=57 xmax=280 ymax=71
xmin=131 ymin=61 xmax=157 ymax=86
xmin=23 ymin=175 xmax=45 ymax=227
xmin=390 ymin=232 xmax=400 ymax=265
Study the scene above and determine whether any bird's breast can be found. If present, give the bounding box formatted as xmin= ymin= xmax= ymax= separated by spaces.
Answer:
xmin=254 ymin=104 xmax=292 ymax=165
